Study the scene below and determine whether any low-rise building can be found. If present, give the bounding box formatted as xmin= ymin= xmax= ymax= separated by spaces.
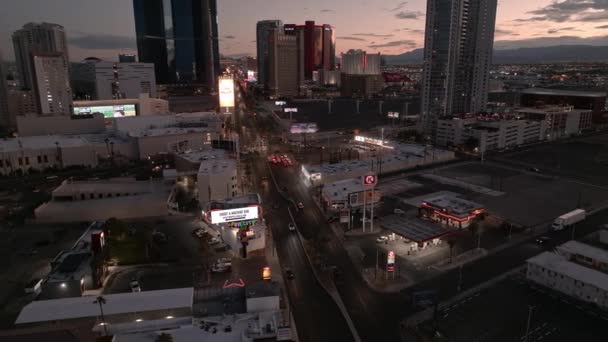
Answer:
xmin=197 ymin=158 xmax=238 ymax=205
xmin=302 ymin=143 xmax=454 ymax=186
xmin=526 ymin=243 xmax=608 ymax=310
xmin=520 ymin=88 xmax=606 ymax=124
xmin=34 ymin=178 xmax=170 ymax=223
xmin=39 ymin=222 xmax=107 ymax=299
xmin=515 ymin=106 xmax=593 ymax=139
xmin=436 ymin=114 xmax=547 ymax=153
xmin=73 ymin=94 xmax=168 ymax=118
xmin=340 ymin=73 xmax=384 ymax=98
xmin=418 ymin=194 xmax=485 ymax=229
xmin=322 ymin=177 xmax=381 ymax=211
xmin=0 ymin=135 xmax=98 ymax=175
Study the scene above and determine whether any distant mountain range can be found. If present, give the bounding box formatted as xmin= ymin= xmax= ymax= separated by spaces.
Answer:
xmin=383 ymin=45 xmax=608 ymax=64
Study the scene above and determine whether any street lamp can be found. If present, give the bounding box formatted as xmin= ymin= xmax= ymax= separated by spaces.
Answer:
xmin=94 ymin=296 xmax=108 ymax=335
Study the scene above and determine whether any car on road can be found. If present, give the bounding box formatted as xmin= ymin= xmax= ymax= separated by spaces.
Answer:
xmin=18 ymin=248 xmax=38 ymax=256
xmin=327 ymin=216 xmax=338 ymax=223
xmin=297 ymin=202 xmax=304 ymax=210
xmin=376 ymin=236 xmax=389 ymax=243
xmin=209 ymin=237 xmax=221 ymax=245
xmin=528 ymin=167 xmax=541 ymax=173
xmin=285 ymin=268 xmax=295 ymax=280
xmin=534 ymin=236 xmax=551 ymax=245
xmin=129 ymin=280 xmax=141 ymax=292
xmin=272 ymin=203 xmax=280 ymax=209
xmin=152 ymin=231 xmax=167 ymax=244
xmin=394 ymin=208 xmax=406 ymax=215
xmin=288 ymin=223 xmax=296 ymax=232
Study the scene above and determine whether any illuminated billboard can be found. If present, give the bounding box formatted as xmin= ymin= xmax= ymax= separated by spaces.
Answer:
xmin=247 ymin=70 xmax=256 ymax=82
xmin=74 ymin=104 xmax=136 ymax=118
xmin=290 ymin=123 xmax=318 ymax=134
xmin=210 ymin=206 xmax=259 ymax=224
xmin=219 ymin=77 xmax=235 ymax=108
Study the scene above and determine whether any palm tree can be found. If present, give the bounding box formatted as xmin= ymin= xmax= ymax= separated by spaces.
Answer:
xmin=94 ymin=296 xmax=108 ymax=335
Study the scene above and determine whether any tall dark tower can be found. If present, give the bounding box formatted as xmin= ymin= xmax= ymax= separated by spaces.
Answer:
xmin=133 ymin=0 xmax=220 ymax=88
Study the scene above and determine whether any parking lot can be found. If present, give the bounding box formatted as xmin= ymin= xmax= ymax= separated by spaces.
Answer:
xmin=414 ymin=276 xmax=608 ymax=342
xmin=430 ymin=162 xmax=608 ymax=228
xmin=497 ymin=132 xmax=608 ymax=187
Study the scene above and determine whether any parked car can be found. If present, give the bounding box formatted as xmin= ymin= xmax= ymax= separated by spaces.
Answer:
xmin=528 ymin=167 xmax=541 ymax=173
xmin=129 ymin=280 xmax=141 ymax=292
xmin=192 ymin=228 xmax=208 ymax=238
xmin=209 ymin=237 xmax=221 ymax=245
xmin=288 ymin=223 xmax=296 ymax=232
xmin=394 ymin=208 xmax=406 ymax=215
xmin=297 ymin=202 xmax=304 ymax=210
xmin=376 ymin=236 xmax=389 ymax=243
xmin=327 ymin=217 xmax=338 ymax=223
xmin=211 ymin=263 xmax=231 ymax=273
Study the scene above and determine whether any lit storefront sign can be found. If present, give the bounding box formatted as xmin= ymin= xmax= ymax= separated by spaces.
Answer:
xmin=354 ymin=135 xmax=394 ymax=149
xmin=210 ymin=206 xmax=259 ymax=224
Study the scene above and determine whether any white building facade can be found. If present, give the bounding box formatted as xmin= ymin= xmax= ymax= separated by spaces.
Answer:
xmin=436 ymin=116 xmax=547 ymax=152
xmin=70 ymin=60 xmax=156 ymax=100
xmin=32 ymin=53 xmax=73 ymax=115
xmin=341 ymin=49 xmax=381 ymax=75
xmin=527 ymin=249 xmax=608 ymax=310
xmin=197 ymin=158 xmax=238 ymax=205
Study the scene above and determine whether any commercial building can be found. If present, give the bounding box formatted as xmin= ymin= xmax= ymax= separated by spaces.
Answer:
xmin=31 ymin=53 xmax=73 ymax=115
xmin=7 ymin=90 xmax=37 ymax=117
xmin=34 ymin=178 xmax=171 ymax=223
xmin=418 ymin=194 xmax=485 ymax=228
xmin=0 ymin=135 xmax=98 ymax=176
xmin=341 ymin=74 xmax=384 ymax=98
xmin=302 ymin=142 xmax=454 ymax=186
xmin=118 ymin=54 xmax=137 ymax=63
xmin=0 ymin=51 xmax=10 ymax=132
xmin=268 ymin=29 xmax=300 ymax=97
xmin=70 ymin=58 xmax=156 ymax=100
xmin=420 ymin=0 xmax=498 ymax=136
xmin=520 ymin=88 xmax=607 ymax=124
xmin=133 ymin=0 xmax=219 ymax=88
xmin=515 ymin=106 xmax=592 ymax=139
xmin=39 ymin=222 xmax=107 ymax=299
xmin=256 ymin=20 xmax=283 ymax=88
xmin=526 ymin=241 xmax=608 ymax=310
xmin=288 ymin=21 xmax=335 ymax=80
xmin=12 ymin=22 xmax=69 ymax=91
xmin=341 ymin=49 xmax=381 ymax=75
xmin=322 ymin=177 xmax=381 ymax=211
xmin=436 ymin=114 xmax=547 ymax=153
xmin=73 ymin=94 xmax=169 ymax=118
xmin=197 ymin=158 xmax=238 ymax=204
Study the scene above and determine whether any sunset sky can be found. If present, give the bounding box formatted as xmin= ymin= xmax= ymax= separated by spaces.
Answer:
xmin=1 ymin=0 xmax=608 ymax=61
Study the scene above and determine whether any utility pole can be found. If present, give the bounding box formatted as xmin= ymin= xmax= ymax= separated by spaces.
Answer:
xmin=370 ymin=188 xmax=375 ymax=232
xmin=457 ymin=265 xmax=463 ymax=292
xmin=375 ymin=248 xmax=379 ymax=279
xmin=524 ymin=305 xmax=535 ymax=342
xmin=362 ymin=189 xmax=367 ymax=233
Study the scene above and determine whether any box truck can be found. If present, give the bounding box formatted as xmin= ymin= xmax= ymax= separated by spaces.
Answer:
xmin=552 ymin=209 xmax=586 ymax=231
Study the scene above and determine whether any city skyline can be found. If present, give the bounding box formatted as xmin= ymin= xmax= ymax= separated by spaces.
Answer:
xmin=1 ymin=0 xmax=608 ymax=61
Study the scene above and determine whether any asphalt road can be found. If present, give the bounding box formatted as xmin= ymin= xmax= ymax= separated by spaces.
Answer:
xmin=252 ymin=150 xmax=355 ymax=342
xmin=270 ymin=148 xmax=608 ymax=342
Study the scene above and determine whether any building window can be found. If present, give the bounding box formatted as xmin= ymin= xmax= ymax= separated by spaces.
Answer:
xmin=18 ymin=157 xmax=23 ymax=166
xmin=81 ymin=194 xmax=85 ymax=200
xmin=25 ymin=157 xmax=29 ymax=165
xmin=0 ymin=160 xmax=3 ymax=167
xmin=90 ymin=194 xmax=94 ymax=199
xmin=44 ymin=155 xmax=48 ymax=163
xmin=37 ymin=156 xmax=42 ymax=163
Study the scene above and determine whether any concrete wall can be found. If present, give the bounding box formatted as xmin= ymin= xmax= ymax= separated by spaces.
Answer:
xmin=17 ymin=114 xmax=106 ymax=136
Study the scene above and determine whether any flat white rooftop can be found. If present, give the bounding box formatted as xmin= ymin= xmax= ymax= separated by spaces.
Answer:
xmin=323 ymin=178 xmax=367 ymax=201
xmin=557 ymin=240 xmax=608 ymax=265
xmin=527 ymin=252 xmax=608 ymax=292
xmin=175 ymin=148 xmax=227 ymax=164
xmin=422 ymin=194 xmax=484 ymax=216
xmin=15 ymin=287 xmax=193 ymax=324
xmin=129 ymin=127 xmax=214 ymax=138
xmin=198 ymin=159 xmax=236 ymax=175
xmin=53 ymin=178 xmax=162 ymax=195
xmin=0 ymin=135 xmax=89 ymax=152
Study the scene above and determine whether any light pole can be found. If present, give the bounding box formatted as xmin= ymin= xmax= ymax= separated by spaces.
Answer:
xmin=523 ymin=305 xmax=535 ymax=342
xmin=94 ymin=296 xmax=108 ymax=335
xmin=457 ymin=265 xmax=463 ymax=292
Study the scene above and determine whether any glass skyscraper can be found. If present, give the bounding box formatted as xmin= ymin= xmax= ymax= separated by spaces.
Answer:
xmin=133 ymin=0 xmax=220 ymax=88
xmin=420 ymin=0 xmax=497 ymax=137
